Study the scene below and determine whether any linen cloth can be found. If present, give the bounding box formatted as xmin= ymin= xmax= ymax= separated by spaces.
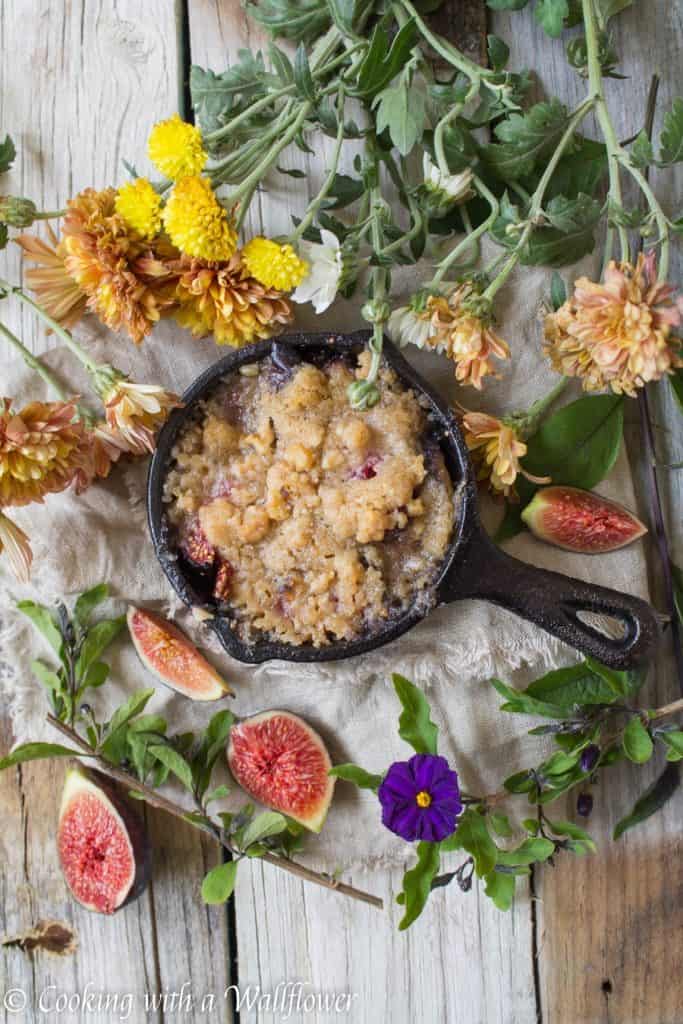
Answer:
xmin=0 ymin=249 xmax=649 ymax=870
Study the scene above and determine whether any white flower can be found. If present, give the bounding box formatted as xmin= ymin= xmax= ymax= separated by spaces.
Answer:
xmin=422 ymin=155 xmax=473 ymax=208
xmin=387 ymin=303 xmax=433 ymax=349
xmin=290 ymin=229 xmax=343 ymax=314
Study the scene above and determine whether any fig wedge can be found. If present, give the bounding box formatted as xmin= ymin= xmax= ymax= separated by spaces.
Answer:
xmin=522 ymin=485 xmax=647 ymax=553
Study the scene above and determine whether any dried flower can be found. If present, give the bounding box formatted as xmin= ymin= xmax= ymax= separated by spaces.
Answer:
xmin=172 ymin=253 xmax=293 ymax=347
xmin=544 ymin=252 xmax=683 ymax=396
xmin=115 ymin=178 xmax=163 ymax=240
xmin=241 ymin=237 xmax=309 ymax=291
xmin=458 ymin=408 xmax=550 ymax=499
xmin=421 ymin=155 xmax=473 ymax=216
xmin=427 ymin=283 xmax=510 ymax=388
xmin=0 ymin=510 xmax=32 ymax=582
xmin=147 ymin=113 xmax=207 ymax=180
xmin=60 ymin=188 xmax=177 ymax=344
xmin=97 ymin=375 xmax=182 ymax=456
xmin=163 ymin=176 xmax=237 ymax=262
xmin=290 ymin=229 xmax=343 ymax=314
xmin=0 ymin=399 xmax=92 ymax=506
xmin=387 ymin=300 xmax=433 ymax=349
xmin=378 ymin=754 xmax=462 ymax=842
xmin=16 ymin=227 xmax=88 ymax=330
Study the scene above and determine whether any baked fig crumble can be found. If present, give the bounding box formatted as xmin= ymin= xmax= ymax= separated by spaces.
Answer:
xmin=163 ymin=350 xmax=454 ymax=646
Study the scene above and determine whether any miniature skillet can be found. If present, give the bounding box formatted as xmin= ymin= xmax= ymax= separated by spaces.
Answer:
xmin=148 ymin=330 xmax=660 ymax=670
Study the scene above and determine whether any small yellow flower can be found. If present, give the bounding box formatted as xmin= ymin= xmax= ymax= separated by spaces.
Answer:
xmin=163 ymin=176 xmax=237 ymax=262
xmin=0 ymin=510 xmax=32 ymax=582
xmin=241 ymin=237 xmax=309 ymax=291
xmin=458 ymin=408 xmax=549 ymax=499
xmin=115 ymin=178 xmax=163 ymax=240
xmin=147 ymin=113 xmax=207 ymax=180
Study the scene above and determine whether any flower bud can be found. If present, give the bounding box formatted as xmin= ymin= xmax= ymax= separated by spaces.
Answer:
xmin=576 ymin=792 xmax=593 ymax=817
xmin=361 ymin=299 xmax=391 ymax=325
xmin=580 ymin=744 xmax=600 ymax=773
xmin=347 ymin=379 xmax=380 ymax=410
xmin=0 ymin=195 xmax=37 ymax=227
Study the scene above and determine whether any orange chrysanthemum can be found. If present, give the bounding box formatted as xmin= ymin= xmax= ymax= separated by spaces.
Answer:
xmin=59 ymin=188 xmax=178 ymax=344
xmin=171 ymin=253 xmax=293 ymax=347
xmin=15 ymin=226 xmax=88 ymax=330
xmin=544 ymin=252 xmax=683 ymax=396
xmin=427 ymin=283 xmax=510 ymax=389
xmin=0 ymin=399 xmax=93 ymax=507
xmin=458 ymin=408 xmax=549 ymax=499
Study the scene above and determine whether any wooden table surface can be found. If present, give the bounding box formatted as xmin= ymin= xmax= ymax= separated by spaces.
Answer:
xmin=0 ymin=2 xmax=681 ymax=1022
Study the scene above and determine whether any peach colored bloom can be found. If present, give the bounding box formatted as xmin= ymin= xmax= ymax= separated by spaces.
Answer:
xmin=459 ymin=408 xmax=550 ymax=499
xmin=544 ymin=252 xmax=683 ymax=395
xmin=15 ymin=226 xmax=88 ymax=330
xmin=101 ymin=379 xmax=182 ymax=456
xmin=427 ymin=283 xmax=510 ymax=389
xmin=0 ymin=510 xmax=32 ymax=582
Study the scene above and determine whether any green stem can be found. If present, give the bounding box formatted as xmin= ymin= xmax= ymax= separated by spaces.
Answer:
xmin=230 ymin=102 xmax=313 ymax=234
xmin=398 ymin=0 xmax=490 ymax=83
xmin=617 ymin=156 xmax=670 ymax=280
xmin=33 ymin=209 xmax=67 ymax=221
xmin=291 ymin=87 xmax=346 ymax=243
xmin=429 ymin=176 xmax=499 ymax=290
xmin=522 ymin=377 xmax=569 ymax=436
xmin=434 ymin=104 xmax=463 ymax=177
xmin=482 ymin=96 xmax=596 ymax=301
xmin=582 ymin=0 xmax=629 ymax=264
xmin=0 ymin=320 xmax=69 ymax=398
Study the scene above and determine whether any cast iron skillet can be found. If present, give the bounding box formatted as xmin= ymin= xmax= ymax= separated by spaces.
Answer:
xmin=148 ymin=329 xmax=660 ymax=669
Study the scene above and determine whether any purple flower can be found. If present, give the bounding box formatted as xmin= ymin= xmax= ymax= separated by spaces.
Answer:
xmin=378 ymin=754 xmax=462 ymax=842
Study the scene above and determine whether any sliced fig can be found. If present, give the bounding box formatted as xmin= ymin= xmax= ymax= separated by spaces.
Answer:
xmin=521 ymin=485 xmax=647 ymax=554
xmin=127 ymin=606 xmax=233 ymax=700
xmin=213 ymin=560 xmax=233 ymax=602
xmin=227 ymin=711 xmax=335 ymax=832
xmin=179 ymin=519 xmax=216 ymax=571
xmin=57 ymin=764 xmax=150 ymax=914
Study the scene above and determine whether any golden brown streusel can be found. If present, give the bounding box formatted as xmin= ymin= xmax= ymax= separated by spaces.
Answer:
xmin=163 ymin=352 xmax=453 ymax=646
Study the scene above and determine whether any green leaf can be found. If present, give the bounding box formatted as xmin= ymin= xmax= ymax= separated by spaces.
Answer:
xmin=268 ymin=42 xmax=294 ymax=85
xmin=523 ymin=394 xmax=623 ymax=490
xmin=0 ymin=742 xmax=81 ymax=770
xmin=73 ymin=584 xmax=109 ymax=628
xmin=525 ymin=662 xmax=617 ymax=707
xmin=201 ymin=860 xmax=238 ymax=905
xmin=245 ymin=0 xmax=330 ymax=45
xmin=550 ymin=271 xmax=567 ymax=310
xmin=239 ymin=811 xmax=288 ymax=849
xmin=543 ymin=137 xmax=608 ymax=201
xmin=486 ymin=0 xmax=529 ymax=9
xmin=489 ymin=812 xmax=513 ymax=838
xmin=548 ymin=819 xmax=597 ymax=850
xmin=392 ymin=674 xmax=439 ymax=754
xmin=355 ymin=18 xmax=418 ymax=99
xmin=374 ymin=77 xmax=427 ymax=156
xmin=487 ymin=34 xmax=510 ymax=71
xmin=327 ymin=0 xmax=356 ymax=32
xmin=204 ymin=784 xmax=231 ymax=804
xmin=128 ymin=714 xmax=167 ymax=735
xmin=622 ymin=716 xmax=654 ymax=763
xmin=17 ymin=600 xmax=63 ymax=657
xmin=495 ymin=837 xmax=555 ymax=866
xmin=31 ymin=659 xmax=62 ymax=693
xmin=445 ymin=808 xmax=497 ymax=877
xmin=484 ymin=870 xmax=515 ymax=911
xmin=75 ymin=617 xmax=125 ymax=679
xmin=534 ymin=0 xmax=569 ymax=37
xmin=630 ymin=130 xmax=654 ymax=170
xmin=398 ymin=841 xmax=441 ymax=930
xmin=660 ymin=731 xmax=683 ymax=761
xmin=148 ymin=744 xmax=195 ymax=791
xmin=490 ymin=677 xmax=573 ymax=718
xmin=659 ymin=99 xmax=683 ymax=165
xmin=504 ymin=770 xmax=536 ymax=794
xmin=584 ymin=657 xmax=648 ymax=699
xmin=613 ymin=763 xmax=680 ymax=839
xmin=670 ymin=371 xmax=683 ymax=414
xmin=294 ymin=43 xmax=317 ymax=102
xmin=329 ymin=763 xmax=384 ymax=791
xmin=0 ymin=134 xmax=16 ymax=174
xmin=482 ymin=99 xmax=569 ymax=179
xmin=105 ymin=689 xmax=155 ymax=739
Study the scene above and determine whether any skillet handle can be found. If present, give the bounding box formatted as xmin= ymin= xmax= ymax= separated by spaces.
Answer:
xmin=444 ymin=527 xmax=661 ymax=670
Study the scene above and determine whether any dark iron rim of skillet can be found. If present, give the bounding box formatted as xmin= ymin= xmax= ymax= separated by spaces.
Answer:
xmin=147 ymin=329 xmax=661 ymax=669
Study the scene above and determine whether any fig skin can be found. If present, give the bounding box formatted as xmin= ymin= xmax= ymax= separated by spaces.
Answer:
xmin=127 ymin=606 xmax=233 ymax=700
xmin=58 ymin=763 xmax=151 ymax=914
xmin=521 ymin=485 xmax=647 ymax=554
xmin=228 ymin=710 xmax=335 ymax=833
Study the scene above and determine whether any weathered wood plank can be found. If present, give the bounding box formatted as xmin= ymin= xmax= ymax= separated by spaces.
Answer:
xmin=493 ymin=3 xmax=683 ymax=1021
xmin=187 ymin=6 xmax=537 ymax=1022
xmin=0 ymin=1 xmax=233 ymax=1018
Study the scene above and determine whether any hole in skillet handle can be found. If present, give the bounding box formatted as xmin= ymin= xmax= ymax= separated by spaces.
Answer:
xmin=146 ymin=330 xmax=475 ymax=665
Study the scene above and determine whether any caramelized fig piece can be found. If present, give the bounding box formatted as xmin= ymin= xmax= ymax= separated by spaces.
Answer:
xmin=522 ymin=485 xmax=647 ymax=553
xmin=227 ymin=710 xmax=335 ymax=832
xmin=127 ymin=606 xmax=234 ymax=699
xmin=57 ymin=764 xmax=150 ymax=914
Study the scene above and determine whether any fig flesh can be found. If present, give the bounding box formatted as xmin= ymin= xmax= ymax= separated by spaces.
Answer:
xmin=521 ymin=485 xmax=647 ymax=553
xmin=57 ymin=764 xmax=150 ymax=914
xmin=228 ymin=711 xmax=335 ymax=832
xmin=127 ymin=606 xmax=233 ymax=700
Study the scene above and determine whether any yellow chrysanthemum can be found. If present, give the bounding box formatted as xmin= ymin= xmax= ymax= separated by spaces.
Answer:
xmin=147 ymin=113 xmax=207 ymax=180
xmin=172 ymin=253 xmax=293 ymax=347
xmin=163 ymin=176 xmax=237 ymax=262
xmin=241 ymin=237 xmax=309 ymax=292
xmin=458 ymin=408 xmax=549 ymax=500
xmin=115 ymin=178 xmax=163 ymax=240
